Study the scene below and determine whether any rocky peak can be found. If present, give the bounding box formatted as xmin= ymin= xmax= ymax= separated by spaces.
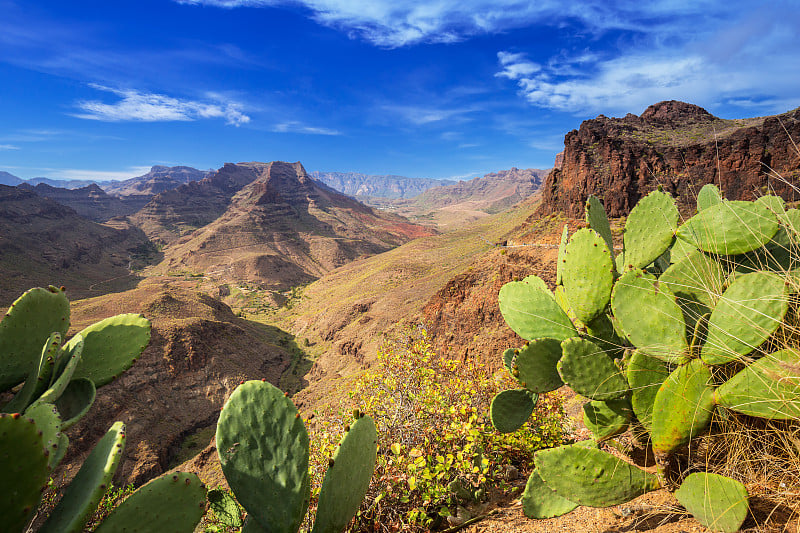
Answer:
xmin=640 ymin=100 xmax=715 ymax=126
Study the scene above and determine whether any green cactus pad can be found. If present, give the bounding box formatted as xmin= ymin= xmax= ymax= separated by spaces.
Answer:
xmin=586 ymin=313 xmax=623 ymax=356
xmin=715 ymin=348 xmax=800 ymax=419
xmin=55 ymin=378 xmax=96 ymax=430
xmin=23 ymin=401 xmax=63 ymax=470
xmin=3 ymin=332 xmax=60 ymax=414
xmin=582 ymin=399 xmax=631 ymax=441
xmin=502 ymin=348 xmax=515 ymax=374
xmin=677 ymin=200 xmax=780 ymax=255
xmin=490 ymin=389 xmax=537 ymax=433
xmin=626 ymin=351 xmax=670 ymax=431
xmin=611 ymin=269 xmax=688 ymax=363
xmin=659 ymin=250 xmax=725 ymax=310
xmin=755 ymin=194 xmax=786 ymax=215
xmin=651 ymin=360 xmax=715 ymax=456
xmin=696 ymin=184 xmax=723 ymax=212
xmin=669 ymin=237 xmax=699 ymax=265
xmin=701 ymin=271 xmax=788 ymax=365
xmin=95 ymin=472 xmax=207 ymax=533
xmin=499 ymin=278 xmax=576 ymax=342
xmin=535 ymin=443 xmax=660 ymax=507
xmin=39 ymin=335 xmax=84 ymax=404
xmin=553 ymin=285 xmax=585 ymax=329
xmin=0 ymin=413 xmax=49 ymax=532
xmin=674 ymin=473 xmax=749 ymax=533
xmin=0 ymin=286 xmax=70 ymax=392
xmin=207 ymin=489 xmax=243 ymax=528
xmin=557 ymin=224 xmax=569 ymax=285
xmin=585 ymin=195 xmax=615 ymax=260
xmin=39 ymin=421 xmax=126 ymax=533
xmin=515 ymin=338 xmax=564 ymax=393
xmin=562 ymin=228 xmax=615 ymax=324
xmin=622 ymin=190 xmax=679 ymax=270
xmin=558 ymin=337 xmax=628 ymax=401
xmin=67 ymin=313 xmax=151 ymax=387
xmin=217 ymin=380 xmax=310 ymax=533
xmin=312 ymin=415 xmax=378 ymax=533
xmin=521 ymin=469 xmax=577 ymax=519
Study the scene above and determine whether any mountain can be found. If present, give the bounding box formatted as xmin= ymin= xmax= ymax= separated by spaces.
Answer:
xmin=0 ymin=185 xmax=153 ymax=304
xmin=18 ymin=182 xmax=133 ymax=222
xmin=103 ymin=165 xmax=209 ymax=197
xmin=539 ymin=100 xmax=800 ymax=217
xmin=310 ymin=171 xmax=454 ymax=200
xmin=0 ymin=171 xmax=23 ymax=186
xmin=26 ymin=177 xmax=100 ymax=189
xmin=386 ymin=167 xmax=548 ymax=229
xmin=143 ymin=161 xmax=436 ymax=290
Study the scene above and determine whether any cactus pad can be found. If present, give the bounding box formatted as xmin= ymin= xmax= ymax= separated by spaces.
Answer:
xmin=207 ymin=489 xmax=243 ymax=528
xmin=557 ymin=224 xmax=568 ymax=285
xmin=585 ymin=195 xmax=615 ymax=261
xmin=622 ymin=190 xmax=679 ymax=270
xmin=0 ymin=286 xmax=70 ymax=391
xmin=677 ymin=200 xmax=779 ymax=255
xmin=715 ymin=348 xmax=800 ymax=419
xmin=23 ymin=401 xmax=63 ymax=470
xmin=95 ymin=472 xmax=206 ymax=533
xmin=39 ymin=421 xmax=126 ymax=533
xmin=558 ymin=337 xmax=628 ymax=400
xmin=535 ymin=443 xmax=660 ymax=507
xmin=2 ymin=332 xmax=60 ymax=414
xmin=521 ymin=469 xmax=577 ymax=519
xmin=499 ymin=277 xmax=576 ymax=341
xmin=39 ymin=335 xmax=84 ymax=404
xmin=68 ymin=313 xmax=151 ymax=387
xmin=217 ymin=380 xmax=310 ymax=532
xmin=626 ymin=350 xmax=670 ymax=431
xmin=696 ymin=184 xmax=723 ymax=212
xmin=54 ymin=378 xmax=96 ymax=430
xmin=701 ymin=271 xmax=788 ymax=365
xmin=515 ymin=338 xmax=564 ymax=393
xmin=611 ymin=269 xmax=687 ymax=363
xmin=582 ymin=399 xmax=631 ymax=441
xmin=659 ymin=250 xmax=725 ymax=310
xmin=674 ymin=473 xmax=749 ymax=533
xmin=490 ymin=389 xmax=537 ymax=433
xmin=0 ymin=413 xmax=49 ymax=532
xmin=312 ymin=415 xmax=378 ymax=533
xmin=562 ymin=228 xmax=615 ymax=324
xmin=651 ymin=360 xmax=715 ymax=456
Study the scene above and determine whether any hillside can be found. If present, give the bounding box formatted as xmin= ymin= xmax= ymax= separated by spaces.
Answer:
xmin=0 ymin=171 xmax=23 ymax=186
xmin=103 ymin=165 xmax=209 ymax=197
xmin=540 ymin=100 xmax=800 ymax=217
xmin=310 ymin=171 xmax=454 ymax=200
xmin=61 ymin=278 xmax=295 ymax=485
xmin=0 ymin=185 xmax=153 ymax=304
xmin=384 ymin=167 xmax=548 ymax=229
xmin=18 ymin=182 xmax=134 ymax=221
xmin=148 ymin=161 xmax=436 ymax=290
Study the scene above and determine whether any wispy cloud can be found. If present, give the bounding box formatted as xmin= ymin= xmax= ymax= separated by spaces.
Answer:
xmin=381 ymin=104 xmax=481 ymax=125
xmin=72 ymin=85 xmax=250 ymax=126
xmin=0 ymin=144 xmax=20 ymax=150
xmin=495 ymin=51 xmax=540 ymax=80
xmin=174 ymin=1 xmax=736 ymax=47
xmin=271 ymin=121 xmax=341 ymax=135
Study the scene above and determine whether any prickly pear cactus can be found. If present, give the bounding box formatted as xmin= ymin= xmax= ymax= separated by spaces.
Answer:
xmin=492 ymin=190 xmax=800 ymax=530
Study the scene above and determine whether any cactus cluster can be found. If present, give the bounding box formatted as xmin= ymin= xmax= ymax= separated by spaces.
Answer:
xmin=0 ymin=286 xmax=206 ymax=532
xmin=493 ymin=187 xmax=800 ymax=532
xmin=216 ymin=379 xmax=378 ymax=533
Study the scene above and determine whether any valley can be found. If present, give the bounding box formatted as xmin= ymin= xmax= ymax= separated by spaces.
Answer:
xmin=3 ymin=100 xmax=799 ymax=532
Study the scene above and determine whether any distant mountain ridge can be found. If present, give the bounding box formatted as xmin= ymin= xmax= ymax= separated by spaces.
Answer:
xmin=17 ymin=182 xmax=132 ymax=222
xmin=310 ymin=171 xmax=455 ymax=199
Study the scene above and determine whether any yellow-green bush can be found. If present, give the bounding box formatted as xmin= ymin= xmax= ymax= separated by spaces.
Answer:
xmin=306 ymin=325 xmax=566 ymax=531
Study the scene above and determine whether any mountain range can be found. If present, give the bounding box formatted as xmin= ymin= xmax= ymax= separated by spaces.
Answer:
xmin=310 ymin=171 xmax=455 ymax=199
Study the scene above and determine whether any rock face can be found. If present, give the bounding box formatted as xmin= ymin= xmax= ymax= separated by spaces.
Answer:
xmin=310 ymin=171 xmax=454 ymax=199
xmin=0 ymin=185 xmax=151 ymax=304
xmin=103 ymin=165 xmax=209 ymax=197
xmin=18 ymin=183 xmax=132 ymax=222
xmin=146 ymin=161 xmax=436 ymax=290
xmin=539 ymin=101 xmax=800 ymax=217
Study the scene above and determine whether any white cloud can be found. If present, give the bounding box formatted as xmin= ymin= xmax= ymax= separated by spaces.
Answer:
xmin=72 ymin=85 xmax=250 ymax=126
xmin=272 ymin=121 xmax=341 ymax=135
xmin=0 ymin=144 xmax=20 ymax=150
xmin=496 ymin=52 xmax=540 ymax=80
xmin=381 ymin=104 xmax=480 ymax=125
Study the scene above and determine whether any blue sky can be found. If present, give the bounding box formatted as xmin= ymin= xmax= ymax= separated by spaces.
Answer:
xmin=1 ymin=1 xmax=798 ymax=181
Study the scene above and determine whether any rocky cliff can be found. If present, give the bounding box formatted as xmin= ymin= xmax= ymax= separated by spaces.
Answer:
xmin=103 ymin=165 xmax=209 ymax=197
xmin=19 ymin=182 xmax=133 ymax=222
xmin=539 ymin=101 xmax=800 ymax=217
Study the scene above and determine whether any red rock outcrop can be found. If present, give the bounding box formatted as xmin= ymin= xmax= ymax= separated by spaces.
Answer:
xmin=539 ymin=101 xmax=800 ymax=217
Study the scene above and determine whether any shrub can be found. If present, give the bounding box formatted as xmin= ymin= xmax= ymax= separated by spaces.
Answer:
xmin=306 ymin=325 xmax=566 ymax=531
